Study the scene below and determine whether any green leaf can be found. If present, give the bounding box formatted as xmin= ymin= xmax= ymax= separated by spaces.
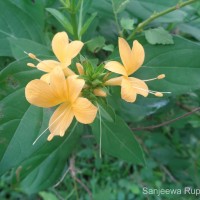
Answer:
xmin=86 ymin=36 xmax=105 ymax=53
xmin=98 ymin=102 xmax=115 ymax=122
xmin=90 ymin=116 xmax=145 ymax=164
xmin=39 ymin=192 xmax=58 ymax=200
xmin=0 ymin=58 xmax=42 ymax=100
xmin=112 ymin=0 xmax=130 ymax=13
xmin=80 ymin=12 xmax=97 ymax=37
xmin=178 ymin=19 xmax=200 ymax=41
xmin=0 ymin=0 xmax=45 ymax=57
xmin=8 ymin=38 xmax=52 ymax=60
xmin=16 ymin=120 xmax=82 ymax=194
xmin=46 ymin=8 xmax=73 ymax=35
xmin=102 ymin=44 xmax=114 ymax=52
xmin=127 ymin=0 xmax=189 ymax=23
xmin=120 ymin=18 xmax=134 ymax=30
xmin=144 ymin=27 xmax=174 ymax=45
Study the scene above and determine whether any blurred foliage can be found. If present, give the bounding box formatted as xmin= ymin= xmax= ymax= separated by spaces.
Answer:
xmin=0 ymin=0 xmax=200 ymax=199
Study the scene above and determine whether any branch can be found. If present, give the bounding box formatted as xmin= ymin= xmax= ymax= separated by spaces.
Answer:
xmin=132 ymin=107 xmax=200 ymax=131
xmin=128 ymin=0 xmax=198 ymax=40
xmin=69 ymin=156 xmax=94 ymax=200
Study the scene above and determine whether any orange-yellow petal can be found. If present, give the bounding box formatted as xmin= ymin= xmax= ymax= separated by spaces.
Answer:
xmin=121 ymin=77 xmax=137 ymax=103
xmin=40 ymin=73 xmax=51 ymax=83
xmin=128 ymin=77 xmax=148 ymax=97
xmin=128 ymin=40 xmax=145 ymax=75
xmin=65 ymin=41 xmax=84 ymax=60
xmin=118 ymin=37 xmax=132 ymax=73
xmin=52 ymin=32 xmax=69 ymax=63
xmin=66 ymin=75 xmax=85 ymax=103
xmin=63 ymin=67 xmax=76 ymax=76
xmin=48 ymin=103 xmax=74 ymax=141
xmin=104 ymin=76 xmax=122 ymax=86
xmin=50 ymin=67 xmax=68 ymax=101
xmin=104 ymin=61 xmax=127 ymax=76
xmin=73 ymin=97 xmax=98 ymax=124
xmin=37 ymin=60 xmax=60 ymax=72
xmin=25 ymin=79 xmax=62 ymax=108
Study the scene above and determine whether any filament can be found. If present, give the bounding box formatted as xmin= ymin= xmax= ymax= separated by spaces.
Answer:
xmin=132 ymin=85 xmax=171 ymax=97
xmin=97 ymin=104 xmax=102 ymax=158
xmin=143 ymin=74 xmax=165 ymax=82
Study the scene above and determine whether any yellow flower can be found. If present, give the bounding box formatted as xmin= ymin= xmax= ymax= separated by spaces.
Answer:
xmin=105 ymin=38 xmax=165 ymax=102
xmin=28 ymin=32 xmax=84 ymax=82
xmin=25 ymin=67 xmax=97 ymax=141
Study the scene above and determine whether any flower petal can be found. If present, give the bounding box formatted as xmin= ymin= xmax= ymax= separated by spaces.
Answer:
xmin=65 ymin=41 xmax=84 ymax=60
xmin=50 ymin=67 xmax=68 ymax=101
xmin=40 ymin=73 xmax=50 ymax=83
xmin=118 ymin=37 xmax=132 ymax=73
xmin=104 ymin=76 xmax=122 ymax=86
xmin=37 ymin=60 xmax=60 ymax=72
xmin=52 ymin=32 xmax=69 ymax=63
xmin=128 ymin=40 xmax=145 ymax=75
xmin=66 ymin=75 xmax=85 ymax=103
xmin=25 ymin=79 xmax=62 ymax=108
xmin=128 ymin=77 xmax=148 ymax=97
xmin=63 ymin=67 xmax=76 ymax=76
xmin=73 ymin=97 xmax=98 ymax=124
xmin=48 ymin=103 xmax=74 ymax=141
xmin=121 ymin=77 xmax=137 ymax=103
xmin=104 ymin=61 xmax=127 ymax=76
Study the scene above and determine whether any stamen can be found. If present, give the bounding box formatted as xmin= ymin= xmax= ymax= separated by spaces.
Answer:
xmin=24 ymin=51 xmax=41 ymax=62
xmin=155 ymin=92 xmax=163 ymax=97
xmin=97 ymin=104 xmax=102 ymax=158
xmin=28 ymin=53 xmax=37 ymax=59
xmin=27 ymin=63 xmax=36 ymax=68
xmin=157 ymin=74 xmax=165 ymax=79
xmin=143 ymin=74 xmax=166 ymax=82
xmin=132 ymin=86 xmax=171 ymax=97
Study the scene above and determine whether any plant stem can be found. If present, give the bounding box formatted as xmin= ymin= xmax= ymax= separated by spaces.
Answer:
xmin=132 ymin=107 xmax=200 ymax=131
xmin=128 ymin=0 xmax=198 ymax=40
xmin=69 ymin=1 xmax=79 ymax=40
xmin=71 ymin=12 xmax=79 ymax=39
xmin=111 ymin=0 xmax=123 ymax=37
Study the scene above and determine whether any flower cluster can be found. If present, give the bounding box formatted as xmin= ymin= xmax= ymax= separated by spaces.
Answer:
xmin=25 ymin=32 xmax=167 ymax=141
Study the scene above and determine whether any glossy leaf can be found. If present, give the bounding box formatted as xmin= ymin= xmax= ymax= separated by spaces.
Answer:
xmin=144 ymin=27 xmax=174 ymax=45
xmin=80 ymin=12 xmax=97 ymax=37
xmin=127 ymin=0 xmax=190 ymax=23
xmin=46 ymin=8 xmax=73 ymax=35
xmin=8 ymin=38 xmax=52 ymax=60
xmin=0 ymin=0 xmax=45 ymax=56
xmin=91 ymin=116 xmax=145 ymax=164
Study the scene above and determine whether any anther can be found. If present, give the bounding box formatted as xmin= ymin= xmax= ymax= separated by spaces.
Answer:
xmin=154 ymin=92 xmax=163 ymax=97
xmin=24 ymin=51 xmax=41 ymax=62
xmin=28 ymin=53 xmax=37 ymax=59
xmin=27 ymin=63 xmax=35 ymax=68
xmin=157 ymin=74 xmax=165 ymax=79
xmin=143 ymin=74 xmax=166 ymax=82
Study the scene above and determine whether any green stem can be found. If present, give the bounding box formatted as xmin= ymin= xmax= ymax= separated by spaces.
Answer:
xmin=69 ymin=1 xmax=79 ymax=40
xmin=128 ymin=0 xmax=198 ymax=40
xmin=111 ymin=0 xmax=123 ymax=37
xmin=71 ymin=12 xmax=79 ymax=40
